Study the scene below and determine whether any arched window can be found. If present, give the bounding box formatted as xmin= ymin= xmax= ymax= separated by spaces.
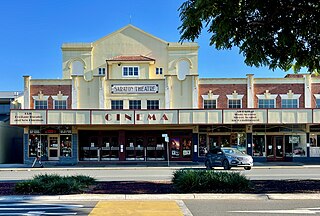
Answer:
xmin=71 ymin=60 xmax=84 ymax=75
xmin=176 ymin=59 xmax=190 ymax=81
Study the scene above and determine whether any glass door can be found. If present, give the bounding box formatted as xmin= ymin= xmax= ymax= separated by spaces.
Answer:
xmin=266 ymin=136 xmax=284 ymax=161
xmin=125 ymin=137 xmax=145 ymax=161
xmin=48 ymin=135 xmax=59 ymax=160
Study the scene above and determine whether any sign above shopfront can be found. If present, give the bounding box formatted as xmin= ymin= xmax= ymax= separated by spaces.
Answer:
xmin=111 ymin=84 xmax=159 ymax=94
xmin=10 ymin=108 xmax=319 ymax=126
xmin=11 ymin=110 xmax=46 ymax=125
xmin=223 ymin=110 xmax=267 ymax=124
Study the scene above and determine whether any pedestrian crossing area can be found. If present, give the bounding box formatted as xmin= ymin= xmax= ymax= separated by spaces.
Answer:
xmin=89 ymin=200 xmax=187 ymax=216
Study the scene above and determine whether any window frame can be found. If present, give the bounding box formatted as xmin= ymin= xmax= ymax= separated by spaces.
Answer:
xmin=122 ymin=66 xmax=139 ymax=77
xmin=98 ymin=67 xmax=106 ymax=75
xmin=147 ymin=100 xmax=160 ymax=110
xmin=34 ymin=100 xmax=48 ymax=109
xmin=258 ymin=99 xmax=276 ymax=108
xmin=228 ymin=99 xmax=242 ymax=109
xmin=129 ymin=100 xmax=141 ymax=110
xmin=281 ymin=99 xmax=299 ymax=108
xmin=203 ymin=99 xmax=217 ymax=109
xmin=54 ymin=100 xmax=67 ymax=110
xmin=111 ymin=100 xmax=124 ymax=110
xmin=156 ymin=67 xmax=163 ymax=75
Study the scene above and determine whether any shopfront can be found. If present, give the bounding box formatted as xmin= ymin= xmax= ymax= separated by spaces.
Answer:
xmin=197 ymin=125 xmax=247 ymax=161
xmin=252 ymin=125 xmax=308 ymax=161
xmin=78 ymin=130 xmax=193 ymax=162
xmin=28 ymin=126 xmax=73 ymax=162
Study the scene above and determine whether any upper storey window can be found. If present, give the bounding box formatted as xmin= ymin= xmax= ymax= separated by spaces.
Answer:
xmin=32 ymin=91 xmax=49 ymax=109
xmin=98 ymin=68 xmax=105 ymax=75
xmin=34 ymin=100 xmax=48 ymax=109
xmin=228 ymin=99 xmax=241 ymax=108
xmin=258 ymin=99 xmax=275 ymax=108
xmin=257 ymin=90 xmax=277 ymax=108
xmin=280 ymin=90 xmax=300 ymax=108
xmin=226 ymin=91 xmax=243 ymax=109
xmin=52 ymin=91 xmax=68 ymax=110
xmin=123 ymin=66 xmax=139 ymax=77
xmin=156 ymin=67 xmax=163 ymax=75
xmin=202 ymin=90 xmax=219 ymax=109
xmin=282 ymin=99 xmax=298 ymax=108
xmin=71 ymin=60 xmax=84 ymax=75
xmin=314 ymin=94 xmax=320 ymax=108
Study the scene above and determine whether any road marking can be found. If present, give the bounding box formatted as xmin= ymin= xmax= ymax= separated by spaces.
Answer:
xmin=89 ymin=200 xmax=185 ymax=216
xmin=229 ymin=207 xmax=320 ymax=214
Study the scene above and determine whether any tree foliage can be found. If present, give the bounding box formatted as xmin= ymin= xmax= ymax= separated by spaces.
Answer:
xmin=178 ymin=0 xmax=320 ymax=73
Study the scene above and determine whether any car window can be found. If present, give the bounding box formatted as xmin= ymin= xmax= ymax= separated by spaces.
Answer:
xmin=209 ymin=148 xmax=221 ymax=154
xmin=222 ymin=148 xmax=243 ymax=154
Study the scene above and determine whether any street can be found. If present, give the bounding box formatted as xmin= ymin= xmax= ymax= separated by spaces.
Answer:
xmin=1 ymin=199 xmax=320 ymax=216
xmin=184 ymin=199 xmax=320 ymax=216
xmin=0 ymin=166 xmax=320 ymax=182
xmin=1 ymin=166 xmax=320 ymax=215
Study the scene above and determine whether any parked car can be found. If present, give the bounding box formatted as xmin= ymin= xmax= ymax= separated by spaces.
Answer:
xmin=205 ymin=147 xmax=253 ymax=170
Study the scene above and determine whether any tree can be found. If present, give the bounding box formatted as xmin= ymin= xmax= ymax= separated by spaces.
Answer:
xmin=178 ymin=0 xmax=320 ymax=73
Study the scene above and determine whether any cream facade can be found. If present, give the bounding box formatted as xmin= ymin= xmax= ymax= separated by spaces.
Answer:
xmin=10 ymin=25 xmax=320 ymax=165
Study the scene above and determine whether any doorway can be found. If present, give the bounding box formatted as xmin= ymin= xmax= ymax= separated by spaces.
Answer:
xmin=48 ymin=135 xmax=59 ymax=160
xmin=125 ymin=137 xmax=145 ymax=161
xmin=266 ymin=136 xmax=285 ymax=161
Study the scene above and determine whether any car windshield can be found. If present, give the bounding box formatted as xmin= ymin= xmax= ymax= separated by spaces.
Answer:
xmin=221 ymin=148 xmax=244 ymax=155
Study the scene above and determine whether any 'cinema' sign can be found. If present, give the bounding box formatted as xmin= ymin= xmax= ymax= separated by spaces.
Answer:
xmin=91 ymin=110 xmax=178 ymax=125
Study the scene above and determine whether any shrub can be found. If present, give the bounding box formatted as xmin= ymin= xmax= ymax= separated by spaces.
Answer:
xmin=172 ymin=169 xmax=251 ymax=193
xmin=15 ymin=174 xmax=96 ymax=195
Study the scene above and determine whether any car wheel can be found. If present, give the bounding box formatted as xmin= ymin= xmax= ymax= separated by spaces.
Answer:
xmin=244 ymin=166 xmax=251 ymax=170
xmin=222 ymin=160 xmax=230 ymax=170
xmin=205 ymin=161 xmax=212 ymax=170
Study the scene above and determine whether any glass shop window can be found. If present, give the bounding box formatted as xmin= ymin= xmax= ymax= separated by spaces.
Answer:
xmin=60 ymin=135 xmax=72 ymax=157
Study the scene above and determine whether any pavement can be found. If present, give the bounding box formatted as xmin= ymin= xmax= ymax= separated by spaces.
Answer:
xmin=0 ymin=161 xmax=320 ymax=201
xmin=0 ymin=161 xmax=320 ymax=170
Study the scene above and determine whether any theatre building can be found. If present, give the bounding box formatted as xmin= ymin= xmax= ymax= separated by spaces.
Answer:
xmin=10 ymin=25 xmax=320 ymax=165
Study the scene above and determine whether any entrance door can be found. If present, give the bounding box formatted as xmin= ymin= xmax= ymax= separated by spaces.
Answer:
xmin=125 ymin=137 xmax=145 ymax=161
xmin=48 ymin=135 xmax=59 ymax=160
xmin=267 ymin=136 xmax=284 ymax=161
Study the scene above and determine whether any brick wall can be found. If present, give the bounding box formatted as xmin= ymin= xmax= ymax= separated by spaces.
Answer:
xmin=254 ymin=84 xmax=305 ymax=108
xmin=30 ymin=85 xmax=72 ymax=109
xmin=198 ymin=84 xmax=247 ymax=108
xmin=311 ymin=83 xmax=320 ymax=107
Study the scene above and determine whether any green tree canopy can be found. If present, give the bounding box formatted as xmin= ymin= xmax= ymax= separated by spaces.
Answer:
xmin=178 ymin=0 xmax=320 ymax=73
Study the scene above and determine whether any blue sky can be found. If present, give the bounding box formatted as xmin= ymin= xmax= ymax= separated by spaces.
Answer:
xmin=0 ymin=0 xmax=299 ymax=91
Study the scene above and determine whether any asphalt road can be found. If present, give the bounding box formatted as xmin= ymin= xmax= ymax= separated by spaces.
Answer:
xmin=0 ymin=166 xmax=320 ymax=182
xmin=184 ymin=199 xmax=320 ymax=216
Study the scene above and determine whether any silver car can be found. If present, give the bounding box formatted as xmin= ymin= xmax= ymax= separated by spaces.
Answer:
xmin=205 ymin=147 xmax=253 ymax=170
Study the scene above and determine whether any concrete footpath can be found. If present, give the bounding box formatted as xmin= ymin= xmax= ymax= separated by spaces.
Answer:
xmin=1 ymin=193 xmax=320 ymax=201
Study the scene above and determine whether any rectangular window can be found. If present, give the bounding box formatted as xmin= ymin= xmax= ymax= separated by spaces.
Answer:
xmin=228 ymin=99 xmax=241 ymax=108
xmin=54 ymin=100 xmax=67 ymax=109
xmin=147 ymin=100 xmax=159 ymax=109
xmin=258 ymin=99 xmax=275 ymax=108
xmin=129 ymin=100 xmax=141 ymax=109
xmin=123 ymin=66 xmax=139 ymax=77
xmin=111 ymin=100 xmax=123 ymax=110
xmin=156 ymin=67 xmax=163 ymax=75
xmin=34 ymin=100 xmax=48 ymax=109
xmin=98 ymin=68 xmax=105 ymax=75
xmin=316 ymin=99 xmax=320 ymax=108
xmin=282 ymin=99 xmax=298 ymax=108
xmin=203 ymin=100 xmax=217 ymax=109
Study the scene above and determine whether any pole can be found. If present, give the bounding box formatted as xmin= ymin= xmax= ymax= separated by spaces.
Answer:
xmin=166 ymin=141 xmax=170 ymax=167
